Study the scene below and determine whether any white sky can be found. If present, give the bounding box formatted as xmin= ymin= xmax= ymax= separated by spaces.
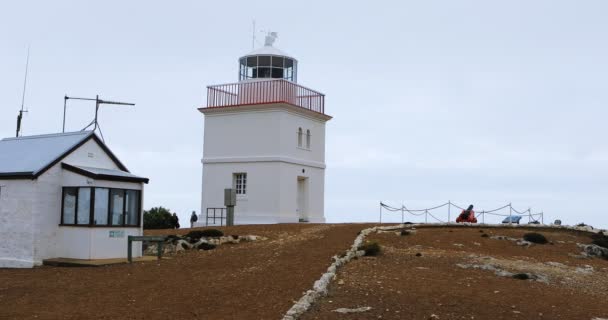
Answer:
xmin=1 ymin=0 xmax=607 ymax=228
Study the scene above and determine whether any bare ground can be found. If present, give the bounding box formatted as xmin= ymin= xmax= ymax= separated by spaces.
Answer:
xmin=302 ymin=227 xmax=608 ymax=320
xmin=1 ymin=224 xmax=606 ymax=320
xmin=0 ymin=224 xmax=373 ymax=320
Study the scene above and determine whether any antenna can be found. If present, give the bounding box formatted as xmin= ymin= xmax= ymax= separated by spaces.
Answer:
xmin=16 ymin=47 xmax=30 ymax=137
xmin=63 ymin=95 xmax=135 ymax=142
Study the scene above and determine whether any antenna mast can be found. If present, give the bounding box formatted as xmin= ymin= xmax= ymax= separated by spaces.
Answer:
xmin=63 ymin=95 xmax=135 ymax=142
xmin=16 ymin=47 xmax=30 ymax=137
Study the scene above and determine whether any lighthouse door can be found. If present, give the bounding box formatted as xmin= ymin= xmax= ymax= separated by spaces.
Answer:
xmin=297 ymin=177 xmax=308 ymax=222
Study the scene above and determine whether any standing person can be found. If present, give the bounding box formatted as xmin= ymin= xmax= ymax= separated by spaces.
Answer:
xmin=190 ymin=211 xmax=198 ymax=228
xmin=172 ymin=213 xmax=180 ymax=229
xmin=456 ymin=204 xmax=477 ymax=223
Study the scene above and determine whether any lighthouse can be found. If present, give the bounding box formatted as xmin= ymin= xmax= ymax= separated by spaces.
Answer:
xmin=198 ymin=33 xmax=332 ymax=225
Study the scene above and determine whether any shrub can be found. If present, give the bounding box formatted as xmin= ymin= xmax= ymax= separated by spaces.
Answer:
xmin=197 ymin=243 xmax=217 ymax=251
xmin=591 ymin=232 xmax=606 ymax=241
xmin=186 ymin=229 xmax=224 ymax=239
xmin=358 ymin=241 xmax=381 ymax=256
xmin=523 ymin=232 xmax=548 ymax=244
xmin=143 ymin=207 xmax=176 ymax=230
xmin=400 ymin=230 xmax=411 ymax=236
xmin=415 ymin=252 xmax=422 ymax=257
xmin=592 ymin=239 xmax=608 ymax=249
xmin=512 ymin=273 xmax=530 ymax=280
xmin=481 ymin=233 xmax=489 ymax=238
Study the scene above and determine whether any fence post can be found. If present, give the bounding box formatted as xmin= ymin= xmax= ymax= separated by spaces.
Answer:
xmin=401 ymin=206 xmax=404 ymax=224
xmin=448 ymin=201 xmax=451 ymax=224
xmin=509 ymin=203 xmax=513 ymax=225
xmin=425 ymin=210 xmax=428 ymax=224
xmin=482 ymin=210 xmax=485 ymax=224
xmin=541 ymin=212 xmax=544 ymax=225
xmin=379 ymin=203 xmax=382 ymax=224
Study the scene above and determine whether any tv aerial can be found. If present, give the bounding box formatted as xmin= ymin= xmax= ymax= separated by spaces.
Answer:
xmin=16 ymin=47 xmax=31 ymax=137
xmin=63 ymin=95 xmax=135 ymax=142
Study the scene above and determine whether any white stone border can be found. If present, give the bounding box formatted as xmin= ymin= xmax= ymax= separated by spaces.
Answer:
xmin=281 ymin=222 xmax=606 ymax=320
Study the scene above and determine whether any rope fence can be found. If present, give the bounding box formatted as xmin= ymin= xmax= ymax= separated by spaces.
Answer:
xmin=379 ymin=201 xmax=544 ymax=225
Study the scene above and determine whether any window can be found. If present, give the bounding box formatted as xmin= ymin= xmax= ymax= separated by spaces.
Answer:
xmin=306 ymin=129 xmax=311 ymax=149
xmin=110 ymin=189 xmax=125 ymax=226
xmin=61 ymin=187 xmax=141 ymax=227
xmin=77 ymin=188 xmax=91 ymax=225
xmin=234 ymin=173 xmax=247 ymax=195
xmin=62 ymin=188 xmax=77 ymax=224
xmin=298 ymin=127 xmax=303 ymax=147
xmin=94 ymin=188 xmax=109 ymax=225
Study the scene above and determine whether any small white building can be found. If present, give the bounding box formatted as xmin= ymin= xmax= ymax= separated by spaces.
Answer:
xmin=0 ymin=131 xmax=148 ymax=268
xmin=198 ymin=35 xmax=332 ymax=225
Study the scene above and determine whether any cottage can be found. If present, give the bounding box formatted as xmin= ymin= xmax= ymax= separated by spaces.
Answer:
xmin=0 ymin=131 xmax=148 ymax=268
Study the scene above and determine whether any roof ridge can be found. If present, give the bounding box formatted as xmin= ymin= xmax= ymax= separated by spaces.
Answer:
xmin=2 ymin=131 xmax=93 ymax=142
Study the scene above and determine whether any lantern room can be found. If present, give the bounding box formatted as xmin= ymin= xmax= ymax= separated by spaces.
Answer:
xmin=238 ymin=32 xmax=298 ymax=82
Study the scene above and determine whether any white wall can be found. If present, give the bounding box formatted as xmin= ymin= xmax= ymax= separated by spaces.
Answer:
xmin=0 ymin=179 xmax=36 ymax=268
xmin=200 ymin=105 xmax=328 ymax=225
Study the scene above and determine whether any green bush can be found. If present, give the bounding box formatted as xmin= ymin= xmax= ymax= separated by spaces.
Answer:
xmin=197 ymin=243 xmax=217 ymax=251
xmin=592 ymin=239 xmax=608 ymax=249
xmin=143 ymin=207 xmax=175 ymax=230
xmin=523 ymin=232 xmax=548 ymax=244
xmin=186 ymin=229 xmax=224 ymax=239
xmin=358 ymin=241 xmax=381 ymax=256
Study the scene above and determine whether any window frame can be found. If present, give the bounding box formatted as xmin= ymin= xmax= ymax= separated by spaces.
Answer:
xmin=233 ymin=173 xmax=247 ymax=196
xmin=60 ymin=186 xmax=142 ymax=228
xmin=306 ymin=129 xmax=311 ymax=149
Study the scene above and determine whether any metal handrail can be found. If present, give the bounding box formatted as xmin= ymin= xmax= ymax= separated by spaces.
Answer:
xmin=205 ymin=79 xmax=325 ymax=114
xmin=206 ymin=207 xmax=226 ymax=226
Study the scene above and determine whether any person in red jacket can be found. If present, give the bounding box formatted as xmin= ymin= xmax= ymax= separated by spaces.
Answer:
xmin=456 ymin=205 xmax=477 ymax=223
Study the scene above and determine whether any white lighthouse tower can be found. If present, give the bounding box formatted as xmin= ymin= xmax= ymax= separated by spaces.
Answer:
xmin=198 ymin=33 xmax=332 ymax=225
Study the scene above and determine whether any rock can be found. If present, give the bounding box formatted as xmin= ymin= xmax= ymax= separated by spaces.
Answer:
xmin=546 ymin=262 xmax=566 ymax=268
xmin=578 ymin=243 xmax=608 ymax=259
xmin=415 ymin=253 xmax=422 ymax=257
xmin=575 ymin=265 xmax=594 ymax=274
xmin=428 ymin=314 xmax=440 ymax=319
xmin=332 ymin=307 xmax=372 ymax=314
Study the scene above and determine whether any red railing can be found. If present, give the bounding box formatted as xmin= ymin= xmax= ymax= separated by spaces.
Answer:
xmin=206 ymin=79 xmax=325 ymax=114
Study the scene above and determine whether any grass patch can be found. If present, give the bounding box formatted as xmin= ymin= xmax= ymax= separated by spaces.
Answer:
xmin=186 ymin=229 xmax=224 ymax=239
xmin=523 ymin=232 xmax=548 ymax=244
xmin=358 ymin=241 xmax=381 ymax=256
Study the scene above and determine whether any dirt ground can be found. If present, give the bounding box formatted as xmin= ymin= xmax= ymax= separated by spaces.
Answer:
xmin=1 ymin=225 xmax=607 ymax=320
xmin=0 ymin=224 xmax=373 ymax=320
xmin=302 ymin=227 xmax=608 ymax=320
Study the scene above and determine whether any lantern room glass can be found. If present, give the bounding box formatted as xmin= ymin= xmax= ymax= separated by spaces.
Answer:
xmin=239 ymin=55 xmax=297 ymax=82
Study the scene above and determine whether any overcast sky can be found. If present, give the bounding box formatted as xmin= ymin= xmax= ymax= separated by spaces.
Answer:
xmin=1 ymin=0 xmax=607 ymax=228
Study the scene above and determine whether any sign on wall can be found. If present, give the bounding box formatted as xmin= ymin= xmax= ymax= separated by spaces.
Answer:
xmin=109 ymin=230 xmax=125 ymax=238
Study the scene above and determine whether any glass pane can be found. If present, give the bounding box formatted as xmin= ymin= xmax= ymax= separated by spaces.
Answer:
xmin=62 ymin=188 xmax=77 ymax=224
xmin=94 ymin=188 xmax=109 ymax=225
xmin=284 ymin=58 xmax=294 ymax=68
xmin=271 ymin=56 xmax=284 ymax=67
xmin=77 ymin=188 xmax=91 ymax=225
xmin=125 ymin=190 xmax=139 ymax=226
xmin=271 ymin=68 xmax=284 ymax=78
xmin=246 ymin=56 xmax=257 ymax=66
xmin=110 ymin=189 xmax=125 ymax=226
xmin=247 ymin=67 xmax=255 ymax=78
xmin=258 ymin=67 xmax=271 ymax=78
xmin=258 ymin=55 xmax=271 ymax=66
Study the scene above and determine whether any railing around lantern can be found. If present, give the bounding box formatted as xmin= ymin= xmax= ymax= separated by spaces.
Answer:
xmin=206 ymin=79 xmax=326 ymax=114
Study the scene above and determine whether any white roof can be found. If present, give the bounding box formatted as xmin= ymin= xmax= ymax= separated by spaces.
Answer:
xmin=241 ymin=45 xmax=296 ymax=61
xmin=0 ymin=131 xmax=127 ymax=178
